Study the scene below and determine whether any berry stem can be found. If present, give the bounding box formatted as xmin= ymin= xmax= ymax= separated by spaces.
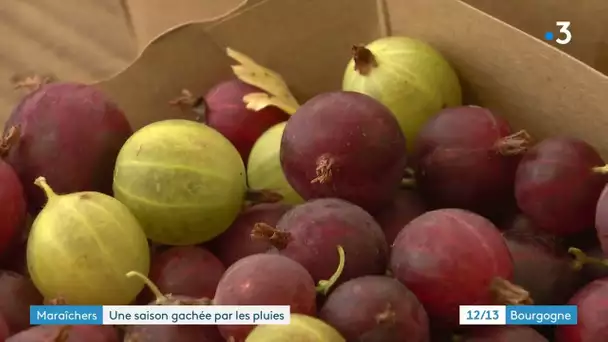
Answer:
xmin=250 ymin=223 xmax=291 ymax=249
xmin=245 ymin=189 xmax=284 ymax=205
xmin=311 ymin=154 xmax=334 ymax=184
xmin=569 ymin=247 xmax=608 ymax=270
xmin=375 ymin=303 xmax=397 ymax=324
xmin=0 ymin=125 xmax=20 ymax=157
xmin=592 ymin=165 xmax=608 ymax=174
xmin=126 ymin=271 xmax=167 ymax=303
xmin=12 ymin=74 xmax=53 ymax=93
xmin=401 ymin=177 xmax=416 ymax=188
xmin=34 ymin=176 xmax=57 ymax=200
xmin=169 ymin=89 xmax=207 ymax=122
xmin=352 ymin=45 xmax=378 ymax=76
xmin=316 ymin=245 xmax=346 ymax=295
xmin=490 ymin=277 xmax=533 ymax=305
xmin=53 ymin=325 xmax=72 ymax=342
xmin=46 ymin=297 xmax=67 ymax=305
xmin=494 ymin=130 xmax=532 ymax=155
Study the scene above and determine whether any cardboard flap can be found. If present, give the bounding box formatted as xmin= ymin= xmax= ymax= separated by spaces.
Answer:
xmin=385 ymin=0 xmax=608 ymax=156
xmin=97 ymin=26 xmax=232 ymax=129
xmin=98 ymin=0 xmax=384 ymax=129
xmin=462 ymin=0 xmax=608 ymax=74
xmin=124 ymin=0 xmax=250 ymax=53
xmin=205 ymin=0 xmax=384 ymax=100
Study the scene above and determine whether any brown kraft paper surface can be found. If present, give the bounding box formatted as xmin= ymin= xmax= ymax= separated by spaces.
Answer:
xmin=5 ymin=0 xmax=608 ymax=158
xmin=462 ymin=0 xmax=608 ymax=74
xmin=97 ymin=0 xmax=383 ymax=129
xmin=100 ymin=0 xmax=608 ymax=157
xmin=0 ymin=0 xmax=135 ymax=124
xmin=384 ymin=0 xmax=608 ymax=155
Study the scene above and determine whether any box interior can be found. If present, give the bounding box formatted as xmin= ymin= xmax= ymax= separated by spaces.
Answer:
xmin=99 ymin=0 xmax=608 ymax=157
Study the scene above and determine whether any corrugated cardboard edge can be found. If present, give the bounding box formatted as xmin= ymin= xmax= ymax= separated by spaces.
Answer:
xmin=124 ymin=0 xmax=252 ymax=54
xmin=91 ymin=0 xmax=260 ymax=129
xmin=95 ymin=0 xmax=383 ymax=129
xmin=100 ymin=0 xmax=284 ymax=84
xmin=97 ymin=0 xmax=608 ymax=158
xmin=103 ymin=0 xmax=387 ymax=84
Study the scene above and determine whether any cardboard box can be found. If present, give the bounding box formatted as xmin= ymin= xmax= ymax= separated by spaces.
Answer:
xmin=0 ymin=0 xmax=135 ymax=119
xmin=1 ymin=1 xmax=605 ymax=336
xmin=3 ymin=0 xmax=608 ymax=156
xmin=93 ymin=0 xmax=608 ymax=158
xmin=463 ymin=0 xmax=608 ymax=74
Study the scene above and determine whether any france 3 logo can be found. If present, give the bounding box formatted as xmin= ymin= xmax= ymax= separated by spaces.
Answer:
xmin=544 ymin=21 xmax=572 ymax=45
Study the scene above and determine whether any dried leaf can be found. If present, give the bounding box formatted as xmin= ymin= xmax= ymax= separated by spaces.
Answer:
xmin=226 ymin=47 xmax=300 ymax=115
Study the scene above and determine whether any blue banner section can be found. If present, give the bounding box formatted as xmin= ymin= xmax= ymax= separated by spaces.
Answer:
xmin=30 ymin=305 xmax=103 ymax=325
xmin=506 ymin=305 xmax=577 ymax=325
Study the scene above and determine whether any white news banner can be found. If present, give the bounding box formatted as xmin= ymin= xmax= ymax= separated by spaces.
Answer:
xmin=30 ymin=305 xmax=291 ymax=325
xmin=459 ymin=305 xmax=577 ymax=326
